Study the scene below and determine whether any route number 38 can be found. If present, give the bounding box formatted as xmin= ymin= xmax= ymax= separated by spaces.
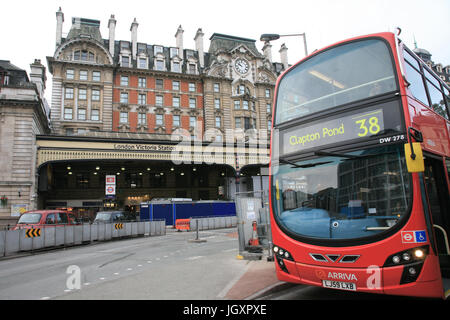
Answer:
xmin=355 ymin=116 xmax=381 ymax=137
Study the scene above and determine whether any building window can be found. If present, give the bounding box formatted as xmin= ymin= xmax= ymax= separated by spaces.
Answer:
xmin=120 ymin=111 xmax=128 ymax=123
xmin=92 ymin=89 xmax=100 ymax=101
xmin=78 ymin=88 xmax=87 ymax=100
xmin=120 ymin=92 xmax=128 ymax=104
xmin=266 ymin=103 xmax=271 ymax=113
xmin=138 ymin=113 xmax=146 ymax=125
xmin=173 ymin=115 xmax=180 ymax=127
xmin=93 ymin=71 xmax=101 ymax=82
xmin=156 ymin=95 xmax=163 ymax=106
xmin=74 ymin=50 xmax=94 ymax=62
xmin=138 ymin=77 xmax=146 ymax=88
xmin=66 ymin=69 xmax=74 ymax=80
xmin=91 ymin=109 xmax=100 ymax=121
xmin=238 ymin=85 xmax=245 ymax=95
xmin=215 ymin=116 xmax=221 ymax=128
xmin=138 ymin=94 xmax=146 ymax=105
xmin=65 ymin=128 xmax=74 ymax=135
xmin=156 ymin=79 xmax=164 ymax=89
xmin=120 ymin=76 xmax=129 ymax=86
xmin=170 ymin=47 xmax=179 ymax=58
xmin=235 ymin=117 xmax=241 ymax=128
xmin=154 ymin=46 xmax=163 ymax=55
xmin=188 ymin=64 xmax=196 ymax=74
xmin=139 ymin=58 xmax=147 ymax=69
xmin=155 ymin=60 xmax=164 ymax=71
xmin=268 ymin=120 xmax=272 ymax=130
xmin=172 ymin=62 xmax=181 ymax=73
xmin=244 ymin=117 xmax=254 ymax=130
xmin=121 ymin=56 xmax=130 ymax=67
xmin=265 ymin=89 xmax=271 ymax=98
xmin=156 ymin=114 xmax=164 ymax=126
xmin=78 ymin=108 xmax=86 ymax=120
xmin=214 ymin=83 xmax=220 ymax=92
xmin=173 ymin=96 xmax=180 ymax=108
xmin=189 ymin=82 xmax=196 ymax=92
xmin=65 ymin=87 xmax=74 ymax=99
xmin=64 ymin=107 xmax=73 ymax=120
xmin=234 ymin=100 xmax=240 ymax=109
xmin=243 ymin=100 xmax=249 ymax=110
xmin=190 ymin=116 xmax=196 ymax=128
xmin=214 ymin=98 xmax=221 ymax=109
xmin=189 ymin=98 xmax=196 ymax=108
xmin=172 ymin=80 xmax=180 ymax=91
xmin=79 ymin=70 xmax=88 ymax=81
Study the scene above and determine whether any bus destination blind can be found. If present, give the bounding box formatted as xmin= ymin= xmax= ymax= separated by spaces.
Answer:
xmin=282 ymin=108 xmax=385 ymax=155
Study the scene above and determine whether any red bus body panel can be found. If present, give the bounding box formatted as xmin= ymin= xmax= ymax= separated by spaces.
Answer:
xmin=269 ymin=32 xmax=447 ymax=299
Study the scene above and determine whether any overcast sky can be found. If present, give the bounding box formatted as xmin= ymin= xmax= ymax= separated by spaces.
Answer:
xmin=2 ymin=0 xmax=449 ymax=101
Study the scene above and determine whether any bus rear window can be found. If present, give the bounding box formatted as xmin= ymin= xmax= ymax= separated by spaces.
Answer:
xmin=275 ymin=39 xmax=398 ymax=124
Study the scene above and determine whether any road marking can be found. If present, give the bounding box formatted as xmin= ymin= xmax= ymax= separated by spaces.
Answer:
xmin=40 ymin=297 xmax=50 ymax=300
xmin=99 ymin=277 xmax=106 ymax=280
xmin=137 ymin=264 xmax=143 ymax=267
xmin=147 ymin=260 xmax=152 ymax=263
xmin=187 ymin=256 xmax=204 ymax=260
xmin=114 ymin=272 xmax=120 ymax=275
xmin=84 ymin=282 xmax=91 ymax=286
xmin=127 ymin=268 xmax=133 ymax=271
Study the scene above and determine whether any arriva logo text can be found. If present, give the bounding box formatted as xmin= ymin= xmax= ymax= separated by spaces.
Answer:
xmin=328 ymin=272 xmax=358 ymax=281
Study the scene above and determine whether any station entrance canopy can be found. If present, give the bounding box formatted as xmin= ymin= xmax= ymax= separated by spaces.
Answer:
xmin=36 ymin=134 xmax=270 ymax=170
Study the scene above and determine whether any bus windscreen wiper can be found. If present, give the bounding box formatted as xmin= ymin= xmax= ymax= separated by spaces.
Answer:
xmin=279 ymin=157 xmax=333 ymax=168
xmin=314 ymin=151 xmax=385 ymax=160
xmin=314 ymin=151 xmax=363 ymax=159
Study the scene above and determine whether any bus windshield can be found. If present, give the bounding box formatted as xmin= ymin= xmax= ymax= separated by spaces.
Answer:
xmin=275 ymin=38 xmax=398 ymax=124
xmin=271 ymin=145 xmax=411 ymax=242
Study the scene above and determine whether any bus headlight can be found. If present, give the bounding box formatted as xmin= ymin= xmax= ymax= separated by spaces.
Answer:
xmin=384 ymin=245 xmax=428 ymax=267
xmin=273 ymin=244 xmax=294 ymax=274
xmin=383 ymin=245 xmax=429 ymax=285
xmin=414 ymin=248 xmax=424 ymax=258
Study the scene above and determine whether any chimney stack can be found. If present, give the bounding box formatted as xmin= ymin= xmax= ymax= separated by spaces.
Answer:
xmin=130 ymin=18 xmax=139 ymax=60
xmin=194 ymin=28 xmax=204 ymax=68
xmin=55 ymin=7 xmax=64 ymax=48
xmin=175 ymin=25 xmax=184 ymax=59
xmin=108 ymin=14 xmax=117 ymax=56
xmin=30 ymin=59 xmax=47 ymax=98
xmin=279 ymin=43 xmax=288 ymax=70
xmin=262 ymin=41 xmax=272 ymax=63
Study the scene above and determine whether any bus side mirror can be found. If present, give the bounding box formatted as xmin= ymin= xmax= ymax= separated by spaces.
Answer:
xmin=404 ymin=142 xmax=424 ymax=172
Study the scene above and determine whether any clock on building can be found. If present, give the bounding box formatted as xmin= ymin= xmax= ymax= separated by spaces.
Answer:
xmin=235 ymin=58 xmax=249 ymax=74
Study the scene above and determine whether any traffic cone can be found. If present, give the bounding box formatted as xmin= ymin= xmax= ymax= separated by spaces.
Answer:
xmin=248 ymin=221 xmax=260 ymax=246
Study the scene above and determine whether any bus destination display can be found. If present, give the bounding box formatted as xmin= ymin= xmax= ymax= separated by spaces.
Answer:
xmin=281 ymin=101 xmax=405 ymax=156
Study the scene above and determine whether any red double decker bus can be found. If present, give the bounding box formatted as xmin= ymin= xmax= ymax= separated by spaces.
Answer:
xmin=269 ymin=32 xmax=449 ymax=299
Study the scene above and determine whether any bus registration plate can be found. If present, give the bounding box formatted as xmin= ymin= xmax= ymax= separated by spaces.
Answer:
xmin=322 ymin=280 xmax=356 ymax=291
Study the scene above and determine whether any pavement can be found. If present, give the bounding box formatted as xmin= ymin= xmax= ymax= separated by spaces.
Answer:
xmin=223 ymin=258 xmax=280 ymax=299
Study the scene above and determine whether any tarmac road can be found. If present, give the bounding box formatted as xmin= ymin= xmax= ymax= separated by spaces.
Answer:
xmin=0 ymin=228 xmax=248 ymax=300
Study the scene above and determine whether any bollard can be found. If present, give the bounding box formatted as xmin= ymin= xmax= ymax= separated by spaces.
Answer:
xmin=188 ymin=219 xmax=206 ymax=243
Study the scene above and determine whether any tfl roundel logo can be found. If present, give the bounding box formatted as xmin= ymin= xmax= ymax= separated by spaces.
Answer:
xmin=401 ymin=231 xmax=427 ymax=244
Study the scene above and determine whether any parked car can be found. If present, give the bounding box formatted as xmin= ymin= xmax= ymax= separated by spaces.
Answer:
xmin=93 ymin=211 xmax=128 ymax=223
xmin=13 ymin=210 xmax=78 ymax=230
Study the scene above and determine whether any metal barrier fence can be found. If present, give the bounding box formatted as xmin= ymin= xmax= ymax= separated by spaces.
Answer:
xmin=0 ymin=220 xmax=166 ymax=257
xmin=189 ymin=216 xmax=237 ymax=231
xmin=235 ymin=190 xmax=273 ymax=260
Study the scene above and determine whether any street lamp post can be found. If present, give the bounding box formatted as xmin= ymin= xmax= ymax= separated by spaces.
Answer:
xmin=260 ymin=33 xmax=308 ymax=57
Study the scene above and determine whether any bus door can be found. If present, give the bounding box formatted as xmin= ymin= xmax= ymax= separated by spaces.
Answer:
xmin=423 ymin=155 xmax=450 ymax=283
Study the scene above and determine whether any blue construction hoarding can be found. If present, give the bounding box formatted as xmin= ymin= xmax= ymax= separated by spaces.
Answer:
xmin=139 ymin=200 xmax=236 ymax=225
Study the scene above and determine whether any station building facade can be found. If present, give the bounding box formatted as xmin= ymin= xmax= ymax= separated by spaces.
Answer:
xmin=37 ymin=8 xmax=287 ymax=221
